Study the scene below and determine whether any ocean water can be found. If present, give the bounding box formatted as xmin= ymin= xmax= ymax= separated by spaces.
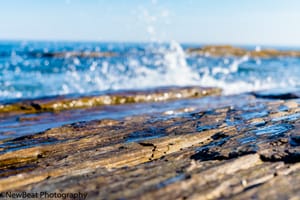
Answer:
xmin=1 ymin=40 xmax=300 ymax=102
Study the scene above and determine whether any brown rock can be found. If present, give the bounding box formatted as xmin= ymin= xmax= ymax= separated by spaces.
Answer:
xmin=187 ymin=45 xmax=300 ymax=58
xmin=0 ymin=92 xmax=300 ymax=199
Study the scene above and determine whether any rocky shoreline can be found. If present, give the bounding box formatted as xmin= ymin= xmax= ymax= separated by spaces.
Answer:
xmin=0 ymin=87 xmax=300 ymax=199
xmin=0 ymin=87 xmax=221 ymax=114
xmin=187 ymin=45 xmax=300 ymax=58
xmin=27 ymin=44 xmax=300 ymax=60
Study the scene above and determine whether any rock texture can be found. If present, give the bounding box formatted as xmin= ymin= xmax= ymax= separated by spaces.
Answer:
xmin=0 ymin=86 xmax=221 ymax=115
xmin=187 ymin=45 xmax=300 ymax=58
xmin=0 ymin=88 xmax=300 ymax=199
xmin=31 ymin=51 xmax=117 ymax=58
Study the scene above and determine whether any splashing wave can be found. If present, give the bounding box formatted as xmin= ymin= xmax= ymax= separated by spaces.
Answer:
xmin=1 ymin=41 xmax=300 ymax=101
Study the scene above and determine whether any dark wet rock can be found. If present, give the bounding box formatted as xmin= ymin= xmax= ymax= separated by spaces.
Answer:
xmin=290 ymin=134 xmax=300 ymax=146
xmin=260 ymin=149 xmax=300 ymax=163
xmin=0 ymin=91 xmax=300 ymax=199
xmin=252 ymin=124 xmax=293 ymax=137
xmin=252 ymin=88 xmax=300 ymax=100
xmin=126 ymin=129 xmax=166 ymax=143
xmin=30 ymin=51 xmax=117 ymax=58
xmin=187 ymin=45 xmax=300 ymax=58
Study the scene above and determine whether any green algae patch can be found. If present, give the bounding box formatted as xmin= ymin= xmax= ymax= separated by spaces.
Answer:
xmin=0 ymin=86 xmax=222 ymax=114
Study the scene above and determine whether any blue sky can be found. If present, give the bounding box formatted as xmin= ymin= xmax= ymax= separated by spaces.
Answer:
xmin=1 ymin=0 xmax=300 ymax=46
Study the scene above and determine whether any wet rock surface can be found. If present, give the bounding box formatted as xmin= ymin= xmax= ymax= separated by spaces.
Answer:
xmin=252 ymin=88 xmax=300 ymax=100
xmin=0 ymin=87 xmax=300 ymax=199
xmin=187 ymin=45 xmax=300 ymax=58
xmin=30 ymin=51 xmax=117 ymax=58
xmin=0 ymin=86 xmax=221 ymax=115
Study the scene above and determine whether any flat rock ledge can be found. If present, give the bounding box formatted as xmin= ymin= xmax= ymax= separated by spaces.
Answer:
xmin=0 ymin=86 xmax=221 ymax=115
xmin=0 ymin=90 xmax=300 ymax=199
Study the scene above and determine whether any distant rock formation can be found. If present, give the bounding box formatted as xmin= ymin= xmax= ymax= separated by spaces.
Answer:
xmin=187 ymin=45 xmax=300 ymax=58
xmin=31 ymin=51 xmax=117 ymax=58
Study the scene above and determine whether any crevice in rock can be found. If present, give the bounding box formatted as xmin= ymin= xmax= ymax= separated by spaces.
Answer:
xmin=139 ymin=142 xmax=157 ymax=160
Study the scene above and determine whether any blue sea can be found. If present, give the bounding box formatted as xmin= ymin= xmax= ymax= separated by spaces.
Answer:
xmin=1 ymin=40 xmax=300 ymax=102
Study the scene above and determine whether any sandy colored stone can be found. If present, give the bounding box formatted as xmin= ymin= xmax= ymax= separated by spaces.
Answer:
xmin=0 ymin=86 xmax=222 ymax=115
xmin=0 ymin=92 xmax=300 ymax=199
xmin=187 ymin=45 xmax=300 ymax=58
